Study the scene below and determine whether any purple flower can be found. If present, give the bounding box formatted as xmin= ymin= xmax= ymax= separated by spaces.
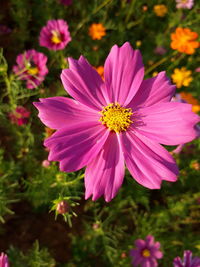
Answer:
xmin=39 ymin=19 xmax=71 ymax=51
xmin=0 ymin=25 xmax=11 ymax=35
xmin=0 ymin=253 xmax=9 ymax=267
xmin=13 ymin=49 xmax=48 ymax=89
xmin=59 ymin=0 xmax=72 ymax=5
xmin=130 ymin=235 xmax=163 ymax=267
xmin=33 ymin=42 xmax=199 ymax=202
xmin=9 ymin=106 xmax=30 ymax=126
xmin=176 ymin=0 xmax=194 ymax=9
xmin=173 ymin=250 xmax=200 ymax=267
xmin=154 ymin=46 xmax=167 ymax=55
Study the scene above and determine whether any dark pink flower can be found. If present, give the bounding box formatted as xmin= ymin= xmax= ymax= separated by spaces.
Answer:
xmin=59 ymin=0 xmax=72 ymax=5
xmin=9 ymin=106 xmax=30 ymax=126
xmin=130 ymin=235 xmax=163 ymax=267
xmin=39 ymin=19 xmax=71 ymax=51
xmin=173 ymin=250 xmax=200 ymax=267
xmin=154 ymin=46 xmax=167 ymax=55
xmin=0 ymin=25 xmax=11 ymax=35
xmin=13 ymin=49 xmax=48 ymax=89
xmin=33 ymin=42 xmax=199 ymax=202
xmin=0 ymin=252 xmax=9 ymax=267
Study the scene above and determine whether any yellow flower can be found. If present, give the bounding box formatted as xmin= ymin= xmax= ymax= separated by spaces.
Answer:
xmin=152 ymin=71 xmax=158 ymax=77
xmin=153 ymin=5 xmax=168 ymax=17
xmin=88 ymin=23 xmax=106 ymax=40
xmin=171 ymin=67 xmax=193 ymax=88
xmin=180 ymin=92 xmax=200 ymax=113
xmin=136 ymin=40 xmax=142 ymax=47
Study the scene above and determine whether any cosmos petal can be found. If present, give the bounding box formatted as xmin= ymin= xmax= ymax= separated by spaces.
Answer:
xmin=85 ymin=133 xmax=125 ymax=202
xmin=137 ymin=102 xmax=200 ymax=145
xmin=61 ymin=56 xmax=108 ymax=111
xmin=44 ymin=121 xmax=109 ymax=172
xmin=128 ymin=71 xmax=176 ymax=109
xmin=104 ymin=42 xmax=144 ymax=106
xmin=33 ymin=96 xmax=99 ymax=129
xmin=121 ymin=130 xmax=179 ymax=189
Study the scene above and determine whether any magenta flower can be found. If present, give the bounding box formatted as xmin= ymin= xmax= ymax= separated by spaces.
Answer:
xmin=9 ymin=106 xmax=30 ymax=126
xmin=39 ymin=19 xmax=71 ymax=51
xmin=59 ymin=0 xmax=72 ymax=5
xmin=13 ymin=49 xmax=48 ymax=89
xmin=130 ymin=235 xmax=163 ymax=267
xmin=176 ymin=0 xmax=194 ymax=9
xmin=33 ymin=42 xmax=199 ymax=202
xmin=0 ymin=253 xmax=9 ymax=267
xmin=173 ymin=250 xmax=200 ymax=267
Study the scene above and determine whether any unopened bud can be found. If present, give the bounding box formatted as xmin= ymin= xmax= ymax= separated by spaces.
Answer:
xmin=56 ymin=200 xmax=69 ymax=214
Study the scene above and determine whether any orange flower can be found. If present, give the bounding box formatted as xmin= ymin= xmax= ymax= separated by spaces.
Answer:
xmin=180 ymin=92 xmax=200 ymax=113
xmin=171 ymin=27 xmax=199 ymax=54
xmin=89 ymin=23 xmax=106 ymax=40
xmin=153 ymin=5 xmax=168 ymax=17
xmin=94 ymin=66 xmax=104 ymax=80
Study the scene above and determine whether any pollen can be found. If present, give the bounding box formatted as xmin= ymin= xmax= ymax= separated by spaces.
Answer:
xmin=27 ymin=67 xmax=39 ymax=75
xmin=99 ymin=103 xmax=133 ymax=133
xmin=142 ymin=249 xmax=151 ymax=258
xmin=51 ymin=30 xmax=62 ymax=44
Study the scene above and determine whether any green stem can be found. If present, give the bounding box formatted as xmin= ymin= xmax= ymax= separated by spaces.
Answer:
xmin=4 ymin=74 xmax=15 ymax=108
xmin=145 ymin=51 xmax=178 ymax=76
xmin=73 ymin=0 xmax=113 ymax=36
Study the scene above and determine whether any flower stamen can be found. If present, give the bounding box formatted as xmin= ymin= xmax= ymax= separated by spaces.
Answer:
xmin=99 ymin=102 xmax=133 ymax=133
xmin=142 ymin=249 xmax=151 ymax=258
xmin=51 ymin=30 xmax=62 ymax=44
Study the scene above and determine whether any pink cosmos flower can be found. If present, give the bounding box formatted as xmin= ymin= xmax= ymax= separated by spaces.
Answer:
xmin=130 ymin=235 xmax=163 ymax=267
xmin=13 ymin=49 xmax=48 ymax=89
xmin=173 ymin=250 xmax=200 ymax=267
xmin=9 ymin=106 xmax=30 ymax=126
xmin=39 ymin=19 xmax=71 ymax=51
xmin=33 ymin=42 xmax=199 ymax=202
xmin=0 ymin=253 xmax=9 ymax=267
xmin=176 ymin=0 xmax=194 ymax=9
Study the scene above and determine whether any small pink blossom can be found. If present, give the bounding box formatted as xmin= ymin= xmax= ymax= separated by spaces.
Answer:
xmin=173 ymin=250 xmax=200 ymax=267
xmin=13 ymin=49 xmax=48 ymax=89
xmin=130 ymin=235 xmax=163 ymax=267
xmin=176 ymin=0 xmax=194 ymax=9
xmin=195 ymin=67 xmax=200 ymax=72
xmin=154 ymin=46 xmax=167 ymax=55
xmin=0 ymin=253 xmax=9 ymax=267
xmin=42 ymin=159 xmax=50 ymax=168
xmin=9 ymin=106 xmax=30 ymax=126
xmin=34 ymin=42 xmax=199 ymax=202
xmin=39 ymin=19 xmax=71 ymax=51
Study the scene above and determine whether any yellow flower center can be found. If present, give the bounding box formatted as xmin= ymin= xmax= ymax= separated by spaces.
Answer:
xmin=27 ymin=67 xmax=39 ymax=75
xmin=99 ymin=103 xmax=133 ymax=133
xmin=142 ymin=249 xmax=151 ymax=258
xmin=51 ymin=30 xmax=62 ymax=44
